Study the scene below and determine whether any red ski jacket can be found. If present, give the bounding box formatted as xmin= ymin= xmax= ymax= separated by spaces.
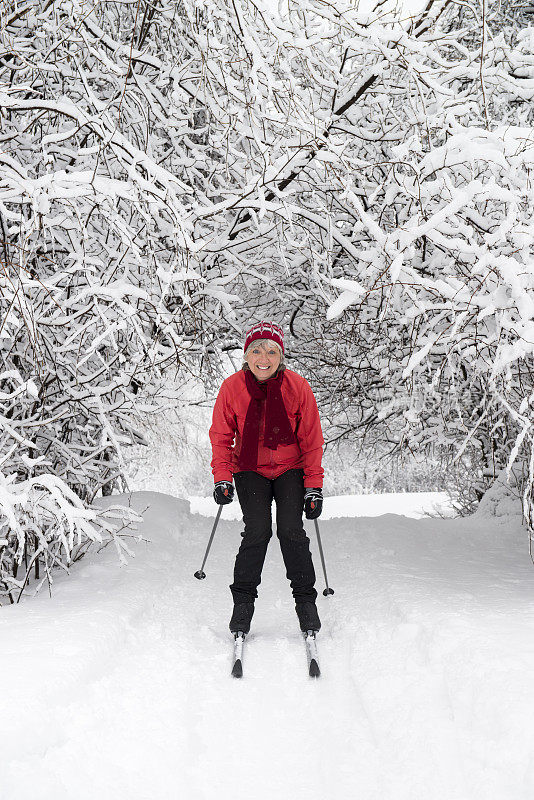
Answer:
xmin=209 ymin=368 xmax=324 ymax=488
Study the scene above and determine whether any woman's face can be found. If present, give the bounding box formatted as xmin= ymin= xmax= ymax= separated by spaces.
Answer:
xmin=245 ymin=341 xmax=281 ymax=382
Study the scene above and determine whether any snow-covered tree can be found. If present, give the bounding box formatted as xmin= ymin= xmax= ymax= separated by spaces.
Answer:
xmin=2 ymin=0 xmax=534 ymax=601
xmin=0 ymin=0 xmax=204 ymax=598
xmin=166 ymin=0 xmax=534 ymax=524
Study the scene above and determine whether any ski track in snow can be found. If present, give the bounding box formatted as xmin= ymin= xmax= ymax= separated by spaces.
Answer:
xmin=2 ymin=491 xmax=534 ymax=800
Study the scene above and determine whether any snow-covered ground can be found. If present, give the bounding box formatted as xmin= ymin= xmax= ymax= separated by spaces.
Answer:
xmin=2 ymin=491 xmax=534 ymax=800
xmin=189 ymin=490 xmax=455 ymax=520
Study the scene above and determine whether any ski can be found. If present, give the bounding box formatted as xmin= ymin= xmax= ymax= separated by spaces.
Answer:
xmin=231 ymin=632 xmax=245 ymax=678
xmin=231 ymin=631 xmax=320 ymax=678
xmin=304 ymin=631 xmax=321 ymax=678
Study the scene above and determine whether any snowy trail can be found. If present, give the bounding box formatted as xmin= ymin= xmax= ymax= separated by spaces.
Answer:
xmin=2 ymin=491 xmax=534 ymax=800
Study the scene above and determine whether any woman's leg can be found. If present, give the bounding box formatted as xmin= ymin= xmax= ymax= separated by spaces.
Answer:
xmin=230 ymin=471 xmax=274 ymax=603
xmin=273 ymin=469 xmax=317 ymax=602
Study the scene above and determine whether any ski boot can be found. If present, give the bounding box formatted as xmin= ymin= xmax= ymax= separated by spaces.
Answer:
xmin=229 ymin=602 xmax=255 ymax=634
xmin=295 ymin=601 xmax=321 ymax=633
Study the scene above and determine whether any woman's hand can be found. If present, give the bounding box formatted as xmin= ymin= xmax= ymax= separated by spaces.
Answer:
xmin=213 ymin=481 xmax=234 ymax=505
xmin=304 ymin=488 xmax=323 ymax=519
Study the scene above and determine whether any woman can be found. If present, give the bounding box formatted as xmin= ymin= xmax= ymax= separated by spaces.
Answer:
xmin=209 ymin=320 xmax=324 ymax=636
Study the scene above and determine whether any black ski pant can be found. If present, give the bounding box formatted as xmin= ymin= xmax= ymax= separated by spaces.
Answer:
xmin=230 ymin=468 xmax=317 ymax=604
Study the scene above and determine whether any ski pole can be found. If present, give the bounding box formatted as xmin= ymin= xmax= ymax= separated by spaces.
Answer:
xmin=314 ymin=518 xmax=334 ymax=596
xmin=194 ymin=505 xmax=223 ymax=580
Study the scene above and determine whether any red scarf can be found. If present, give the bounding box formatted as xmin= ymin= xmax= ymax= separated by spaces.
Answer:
xmin=237 ymin=369 xmax=296 ymax=471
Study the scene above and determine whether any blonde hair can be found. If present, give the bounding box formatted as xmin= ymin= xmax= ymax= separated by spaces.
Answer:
xmin=243 ymin=338 xmax=286 ymax=371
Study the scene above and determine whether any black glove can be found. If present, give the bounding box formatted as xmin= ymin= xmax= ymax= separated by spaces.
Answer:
xmin=304 ymin=488 xmax=323 ymax=520
xmin=213 ymin=481 xmax=234 ymax=505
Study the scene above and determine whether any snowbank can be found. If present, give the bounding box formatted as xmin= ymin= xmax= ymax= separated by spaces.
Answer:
xmin=188 ymin=490 xmax=455 ymax=520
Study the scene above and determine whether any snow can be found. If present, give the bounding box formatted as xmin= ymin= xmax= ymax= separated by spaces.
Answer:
xmin=2 ymin=490 xmax=534 ymax=799
xmin=189 ymin=490 xmax=455 ymax=520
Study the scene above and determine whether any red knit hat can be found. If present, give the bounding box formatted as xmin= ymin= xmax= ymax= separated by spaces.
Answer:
xmin=244 ymin=321 xmax=284 ymax=353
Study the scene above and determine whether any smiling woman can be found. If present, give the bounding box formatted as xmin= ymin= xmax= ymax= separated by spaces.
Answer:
xmin=244 ymin=339 xmax=283 ymax=381
xmin=209 ymin=321 xmax=325 ymax=639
